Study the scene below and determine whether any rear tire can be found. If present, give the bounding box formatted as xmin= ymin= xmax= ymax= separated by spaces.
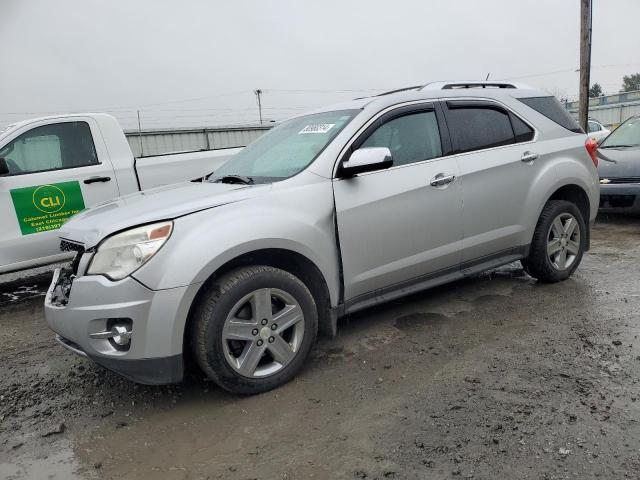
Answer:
xmin=522 ymin=200 xmax=586 ymax=283
xmin=191 ymin=266 xmax=318 ymax=395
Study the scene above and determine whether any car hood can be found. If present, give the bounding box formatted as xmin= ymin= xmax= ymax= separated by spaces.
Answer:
xmin=597 ymin=146 xmax=640 ymax=179
xmin=60 ymin=181 xmax=270 ymax=248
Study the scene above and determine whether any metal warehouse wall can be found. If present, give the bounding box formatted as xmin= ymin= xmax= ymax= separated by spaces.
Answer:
xmin=567 ymin=90 xmax=640 ymax=129
xmin=125 ymin=125 xmax=272 ymax=157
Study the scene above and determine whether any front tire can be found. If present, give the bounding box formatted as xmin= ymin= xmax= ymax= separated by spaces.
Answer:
xmin=522 ymin=200 xmax=586 ymax=283
xmin=191 ymin=266 xmax=318 ymax=395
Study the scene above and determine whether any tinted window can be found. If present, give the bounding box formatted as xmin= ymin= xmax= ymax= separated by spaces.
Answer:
xmin=518 ymin=96 xmax=583 ymax=133
xmin=446 ymin=106 xmax=515 ymax=153
xmin=360 ymin=111 xmax=442 ymax=166
xmin=587 ymin=121 xmax=601 ymax=133
xmin=510 ymin=113 xmax=535 ymax=142
xmin=0 ymin=122 xmax=98 ymax=175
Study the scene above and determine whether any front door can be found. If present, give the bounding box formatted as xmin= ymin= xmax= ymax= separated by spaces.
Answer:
xmin=333 ymin=104 xmax=463 ymax=304
xmin=0 ymin=118 xmax=120 ymax=272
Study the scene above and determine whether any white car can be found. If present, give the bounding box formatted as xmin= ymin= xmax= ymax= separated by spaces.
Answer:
xmin=0 ymin=114 xmax=240 ymax=273
xmin=587 ymin=119 xmax=611 ymax=141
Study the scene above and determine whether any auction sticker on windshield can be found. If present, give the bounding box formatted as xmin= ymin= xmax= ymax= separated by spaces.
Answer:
xmin=10 ymin=181 xmax=86 ymax=235
xmin=299 ymin=124 xmax=335 ymax=134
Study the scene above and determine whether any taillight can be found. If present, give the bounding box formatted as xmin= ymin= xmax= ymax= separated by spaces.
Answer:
xmin=585 ymin=138 xmax=598 ymax=168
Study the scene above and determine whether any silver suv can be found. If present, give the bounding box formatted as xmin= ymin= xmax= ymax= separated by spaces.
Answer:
xmin=45 ymin=81 xmax=600 ymax=394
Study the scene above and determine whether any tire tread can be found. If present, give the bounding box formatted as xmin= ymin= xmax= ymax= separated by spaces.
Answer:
xmin=522 ymin=200 xmax=585 ymax=283
xmin=190 ymin=265 xmax=316 ymax=394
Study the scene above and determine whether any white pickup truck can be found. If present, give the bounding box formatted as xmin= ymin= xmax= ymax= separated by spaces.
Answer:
xmin=0 ymin=113 xmax=241 ymax=273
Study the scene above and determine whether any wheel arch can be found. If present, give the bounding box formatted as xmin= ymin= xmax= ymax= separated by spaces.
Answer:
xmin=539 ymin=183 xmax=592 ymax=250
xmin=549 ymin=184 xmax=590 ymax=222
xmin=184 ymin=248 xmax=336 ymax=360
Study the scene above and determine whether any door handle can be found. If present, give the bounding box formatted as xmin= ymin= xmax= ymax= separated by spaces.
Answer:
xmin=84 ymin=176 xmax=111 ymax=184
xmin=430 ymin=173 xmax=456 ymax=187
xmin=521 ymin=151 xmax=539 ymax=163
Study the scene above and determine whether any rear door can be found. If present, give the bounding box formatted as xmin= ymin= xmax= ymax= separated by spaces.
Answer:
xmin=0 ymin=118 xmax=120 ymax=272
xmin=441 ymin=100 xmax=539 ymax=264
xmin=333 ymin=103 xmax=463 ymax=304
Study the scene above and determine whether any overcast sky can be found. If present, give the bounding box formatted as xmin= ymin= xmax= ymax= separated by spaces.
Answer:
xmin=1 ymin=0 xmax=639 ymax=130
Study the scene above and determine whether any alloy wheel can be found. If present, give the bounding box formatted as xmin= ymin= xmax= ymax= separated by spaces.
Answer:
xmin=221 ymin=288 xmax=305 ymax=378
xmin=547 ymin=212 xmax=581 ymax=271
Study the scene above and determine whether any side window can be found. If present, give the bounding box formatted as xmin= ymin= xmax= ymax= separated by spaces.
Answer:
xmin=518 ymin=96 xmax=583 ymax=133
xmin=446 ymin=106 xmax=515 ymax=153
xmin=360 ymin=111 xmax=442 ymax=167
xmin=510 ymin=113 xmax=535 ymax=143
xmin=0 ymin=122 xmax=98 ymax=175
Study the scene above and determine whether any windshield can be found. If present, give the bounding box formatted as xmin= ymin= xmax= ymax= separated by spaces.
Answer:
xmin=600 ymin=117 xmax=640 ymax=148
xmin=211 ymin=109 xmax=359 ymax=183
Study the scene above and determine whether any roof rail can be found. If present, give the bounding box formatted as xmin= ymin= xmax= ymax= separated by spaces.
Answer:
xmin=420 ymin=81 xmax=533 ymax=91
xmin=375 ymin=85 xmax=422 ymax=96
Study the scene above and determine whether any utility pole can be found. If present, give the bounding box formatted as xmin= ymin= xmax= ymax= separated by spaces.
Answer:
xmin=578 ymin=0 xmax=593 ymax=132
xmin=254 ymin=89 xmax=263 ymax=125
xmin=137 ymin=110 xmax=144 ymax=157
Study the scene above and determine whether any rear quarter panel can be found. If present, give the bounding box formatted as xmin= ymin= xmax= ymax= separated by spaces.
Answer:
xmin=499 ymin=96 xmax=599 ymax=230
xmin=527 ymin=135 xmax=599 ymax=240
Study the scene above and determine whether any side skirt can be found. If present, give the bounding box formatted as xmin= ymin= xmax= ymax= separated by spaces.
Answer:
xmin=334 ymin=245 xmax=529 ymax=318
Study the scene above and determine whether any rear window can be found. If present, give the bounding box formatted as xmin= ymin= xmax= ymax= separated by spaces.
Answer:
xmin=447 ymin=107 xmax=515 ymax=153
xmin=518 ymin=96 xmax=583 ymax=134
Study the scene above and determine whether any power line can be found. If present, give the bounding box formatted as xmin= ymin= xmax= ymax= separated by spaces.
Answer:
xmin=98 ymin=90 xmax=250 ymax=110
xmin=504 ymin=62 xmax=640 ymax=81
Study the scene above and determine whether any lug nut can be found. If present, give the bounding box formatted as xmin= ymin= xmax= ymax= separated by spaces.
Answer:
xmin=268 ymin=336 xmax=275 ymax=343
xmin=261 ymin=319 xmax=268 ymax=325
xmin=252 ymin=328 xmax=259 ymax=336
xmin=271 ymin=324 xmax=277 ymax=330
xmin=257 ymin=339 xmax=263 ymax=346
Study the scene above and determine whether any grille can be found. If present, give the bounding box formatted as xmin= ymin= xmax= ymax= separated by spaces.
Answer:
xmin=600 ymin=177 xmax=640 ymax=184
xmin=600 ymin=195 xmax=636 ymax=208
xmin=60 ymin=239 xmax=85 ymax=274
xmin=60 ymin=239 xmax=84 ymax=254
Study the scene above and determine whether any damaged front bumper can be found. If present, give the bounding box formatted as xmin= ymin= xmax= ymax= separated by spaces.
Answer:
xmin=45 ymin=267 xmax=200 ymax=385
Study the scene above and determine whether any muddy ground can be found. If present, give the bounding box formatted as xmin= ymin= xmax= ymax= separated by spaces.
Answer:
xmin=1 ymin=216 xmax=639 ymax=480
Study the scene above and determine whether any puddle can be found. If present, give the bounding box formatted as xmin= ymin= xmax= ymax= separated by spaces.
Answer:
xmin=394 ymin=312 xmax=450 ymax=331
xmin=0 ymin=441 xmax=85 ymax=480
xmin=470 ymin=293 xmax=511 ymax=305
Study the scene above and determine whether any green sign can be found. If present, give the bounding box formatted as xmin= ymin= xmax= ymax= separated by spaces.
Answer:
xmin=10 ymin=181 xmax=86 ymax=235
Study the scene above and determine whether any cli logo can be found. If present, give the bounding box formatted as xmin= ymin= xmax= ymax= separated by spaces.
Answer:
xmin=32 ymin=184 xmax=66 ymax=213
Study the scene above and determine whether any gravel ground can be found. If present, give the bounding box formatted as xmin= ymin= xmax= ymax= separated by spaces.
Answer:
xmin=1 ymin=216 xmax=639 ymax=479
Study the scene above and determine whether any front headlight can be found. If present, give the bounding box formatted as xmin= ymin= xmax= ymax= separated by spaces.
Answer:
xmin=87 ymin=221 xmax=173 ymax=280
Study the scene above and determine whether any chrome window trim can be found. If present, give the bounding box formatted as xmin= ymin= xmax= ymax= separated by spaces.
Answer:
xmin=332 ymin=96 xmax=539 ymax=179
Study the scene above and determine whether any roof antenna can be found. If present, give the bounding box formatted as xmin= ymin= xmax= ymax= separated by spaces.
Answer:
xmin=485 ymin=73 xmax=491 ymax=81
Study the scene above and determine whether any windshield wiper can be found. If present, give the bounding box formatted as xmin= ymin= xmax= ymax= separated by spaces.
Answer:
xmin=212 ymin=174 xmax=254 ymax=185
xmin=600 ymin=144 xmax=638 ymax=149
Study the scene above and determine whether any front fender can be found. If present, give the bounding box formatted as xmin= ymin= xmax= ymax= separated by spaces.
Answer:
xmin=132 ymin=187 xmax=341 ymax=306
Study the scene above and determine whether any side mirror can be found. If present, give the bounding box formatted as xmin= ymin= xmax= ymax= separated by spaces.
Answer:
xmin=340 ymin=147 xmax=393 ymax=177
xmin=0 ymin=158 xmax=9 ymax=176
